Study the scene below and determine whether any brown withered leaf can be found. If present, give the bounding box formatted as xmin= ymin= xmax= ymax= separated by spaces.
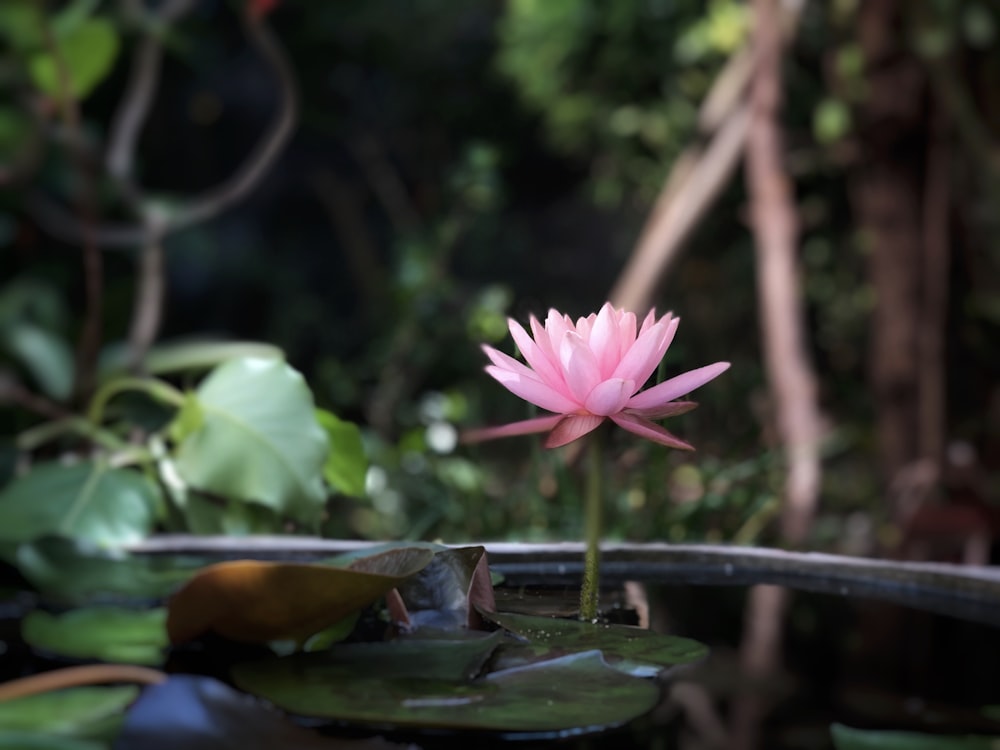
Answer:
xmin=166 ymin=547 xmax=435 ymax=645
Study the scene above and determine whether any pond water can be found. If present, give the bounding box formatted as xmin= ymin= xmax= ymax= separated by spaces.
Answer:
xmin=2 ymin=547 xmax=1000 ymax=750
xmin=477 ymin=582 xmax=1000 ymax=749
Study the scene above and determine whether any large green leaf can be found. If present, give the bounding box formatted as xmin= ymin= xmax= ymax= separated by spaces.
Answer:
xmin=22 ymin=607 xmax=169 ymax=666
xmin=29 ymin=18 xmax=120 ymax=101
xmin=0 ymin=685 xmax=136 ymax=741
xmin=316 ymin=409 xmax=367 ymax=498
xmin=233 ymin=644 xmax=660 ymax=735
xmin=171 ymin=358 xmax=329 ymax=524
xmin=0 ymin=462 xmax=163 ymax=547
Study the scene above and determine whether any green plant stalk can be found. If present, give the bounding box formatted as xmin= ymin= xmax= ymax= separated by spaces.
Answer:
xmin=579 ymin=431 xmax=603 ymax=621
xmin=17 ymin=416 xmax=129 ymax=453
xmin=87 ymin=376 xmax=185 ymax=425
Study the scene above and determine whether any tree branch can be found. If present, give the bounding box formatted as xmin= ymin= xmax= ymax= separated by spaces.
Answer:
xmin=105 ymin=0 xmax=197 ymax=195
xmin=918 ymin=110 xmax=950 ymax=466
xmin=609 ymin=44 xmax=753 ymax=312
xmin=126 ymin=230 xmax=166 ymax=371
xmin=29 ymin=5 xmax=298 ymax=247
xmin=734 ymin=1 xmax=819 ymax=745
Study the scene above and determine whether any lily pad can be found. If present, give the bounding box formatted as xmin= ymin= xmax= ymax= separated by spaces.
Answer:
xmin=240 ymin=630 xmax=504 ymax=685
xmin=0 ymin=685 xmax=137 ymax=741
xmin=2 ymin=537 xmax=200 ymax=604
xmin=117 ymin=674 xmax=406 ymax=750
xmin=0 ymin=732 xmax=105 ymax=750
xmin=481 ymin=610 xmax=707 ymax=677
xmin=166 ymin=547 xmax=435 ymax=644
xmin=830 ymin=723 xmax=1000 ymax=750
xmin=233 ymin=638 xmax=659 ymax=735
xmin=0 ymin=462 xmax=162 ymax=548
xmin=22 ymin=607 xmax=168 ymax=666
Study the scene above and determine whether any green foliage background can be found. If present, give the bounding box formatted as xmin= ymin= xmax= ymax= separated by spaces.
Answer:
xmin=0 ymin=0 xmax=997 ymax=550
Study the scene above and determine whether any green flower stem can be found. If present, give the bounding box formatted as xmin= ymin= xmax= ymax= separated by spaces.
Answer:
xmin=87 ymin=376 xmax=186 ymax=425
xmin=579 ymin=429 xmax=604 ymax=621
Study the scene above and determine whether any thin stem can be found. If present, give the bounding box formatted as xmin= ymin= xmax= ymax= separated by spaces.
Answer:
xmin=87 ymin=376 xmax=186 ymax=425
xmin=28 ymin=2 xmax=297 ymax=248
xmin=579 ymin=430 xmax=604 ymax=621
xmin=0 ymin=664 xmax=166 ymax=702
xmin=126 ymin=234 xmax=166 ymax=372
xmin=17 ymin=417 xmax=129 ymax=453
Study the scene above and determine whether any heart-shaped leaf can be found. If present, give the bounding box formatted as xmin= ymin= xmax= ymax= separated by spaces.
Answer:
xmin=171 ymin=358 xmax=329 ymax=525
xmin=22 ymin=607 xmax=168 ymax=666
xmin=29 ymin=18 xmax=120 ymax=101
xmin=166 ymin=547 xmax=434 ymax=645
xmin=481 ymin=610 xmax=707 ymax=677
xmin=233 ymin=644 xmax=659 ymax=735
xmin=0 ymin=462 xmax=162 ymax=547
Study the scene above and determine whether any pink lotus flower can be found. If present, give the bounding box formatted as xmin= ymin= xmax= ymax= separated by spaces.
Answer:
xmin=465 ymin=303 xmax=730 ymax=449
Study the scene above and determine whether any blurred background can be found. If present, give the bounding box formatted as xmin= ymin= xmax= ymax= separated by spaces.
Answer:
xmin=0 ymin=0 xmax=998 ymax=553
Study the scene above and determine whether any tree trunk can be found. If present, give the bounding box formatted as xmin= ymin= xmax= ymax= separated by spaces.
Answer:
xmin=850 ymin=0 xmax=931 ymax=499
xmin=732 ymin=0 xmax=823 ymax=746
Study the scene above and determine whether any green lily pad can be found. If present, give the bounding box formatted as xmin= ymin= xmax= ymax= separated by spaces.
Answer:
xmin=233 ymin=638 xmax=659 ymax=735
xmin=2 ymin=537 xmax=200 ymax=604
xmin=481 ymin=610 xmax=707 ymax=677
xmin=117 ymin=674 xmax=407 ymax=750
xmin=166 ymin=547 xmax=434 ymax=644
xmin=0 ymin=685 xmax=136 ymax=741
xmin=0 ymin=462 xmax=162 ymax=548
xmin=239 ymin=630 xmax=503 ymax=685
xmin=22 ymin=607 xmax=168 ymax=666
xmin=0 ymin=732 xmax=105 ymax=750
xmin=831 ymin=723 xmax=1000 ymax=750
